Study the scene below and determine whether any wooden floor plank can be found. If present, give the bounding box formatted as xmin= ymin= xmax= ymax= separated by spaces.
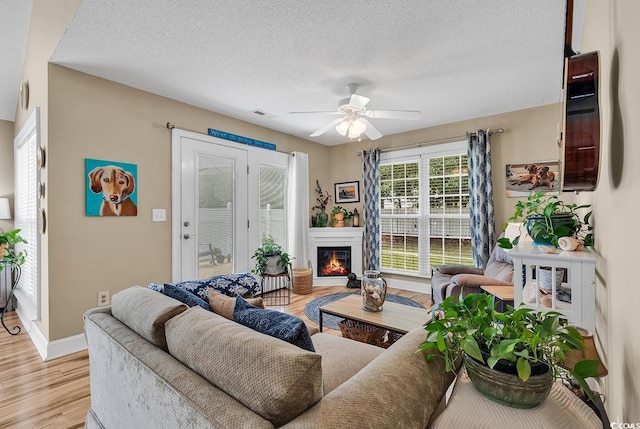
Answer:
xmin=0 ymin=286 xmax=431 ymax=428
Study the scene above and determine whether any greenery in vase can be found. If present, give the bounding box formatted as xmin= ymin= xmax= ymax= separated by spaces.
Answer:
xmin=251 ymin=242 xmax=292 ymax=275
xmin=0 ymin=229 xmax=27 ymax=271
xmin=418 ymin=293 xmax=601 ymax=402
xmin=311 ymin=180 xmax=332 ymax=213
xmin=330 ymin=205 xmax=353 ymax=226
xmin=498 ymin=191 xmax=593 ymax=249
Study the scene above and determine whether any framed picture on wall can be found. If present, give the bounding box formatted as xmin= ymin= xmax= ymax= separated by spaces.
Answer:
xmin=335 ymin=181 xmax=360 ymax=203
xmin=86 ymin=158 xmax=138 ymax=216
xmin=505 ymin=160 xmax=559 ymax=197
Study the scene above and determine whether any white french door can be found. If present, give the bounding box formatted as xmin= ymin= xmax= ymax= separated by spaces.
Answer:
xmin=171 ymin=130 xmax=290 ymax=282
xmin=173 ymin=133 xmax=248 ymax=281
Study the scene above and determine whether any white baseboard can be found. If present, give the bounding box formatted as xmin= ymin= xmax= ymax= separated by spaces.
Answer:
xmin=15 ymin=307 xmax=87 ymax=361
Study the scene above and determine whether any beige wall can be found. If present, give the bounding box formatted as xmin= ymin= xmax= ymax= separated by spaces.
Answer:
xmin=14 ymin=0 xmax=83 ymax=339
xmin=0 ymin=120 xmax=14 ymax=232
xmin=47 ymin=64 xmax=330 ymax=339
xmin=581 ymin=0 xmax=640 ymax=421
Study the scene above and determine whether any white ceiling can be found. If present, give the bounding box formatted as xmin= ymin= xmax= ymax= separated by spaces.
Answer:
xmin=4 ymin=0 xmax=586 ymax=145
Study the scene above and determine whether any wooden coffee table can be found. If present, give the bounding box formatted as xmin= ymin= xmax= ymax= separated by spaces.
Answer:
xmin=318 ymin=294 xmax=431 ymax=335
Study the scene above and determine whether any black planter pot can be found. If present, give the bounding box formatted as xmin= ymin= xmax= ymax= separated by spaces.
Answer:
xmin=464 ymin=354 xmax=553 ymax=409
xmin=525 ymin=213 xmax=578 ymax=245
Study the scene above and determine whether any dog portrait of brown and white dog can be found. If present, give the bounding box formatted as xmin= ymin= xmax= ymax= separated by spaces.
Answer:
xmin=86 ymin=159 xmax=138 ymax=216
xmin=505 ymin=161 xmax=559 ymax=197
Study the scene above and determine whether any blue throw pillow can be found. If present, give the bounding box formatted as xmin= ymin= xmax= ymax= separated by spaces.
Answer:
xmin=162 ymin=283 xmax=211 ymax=311
xmin=233 ymin=297 xmax=315 ymax=352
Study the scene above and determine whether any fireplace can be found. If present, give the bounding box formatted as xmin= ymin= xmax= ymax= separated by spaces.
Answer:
xmin=318 ymin=246 xmax=351 ymax=277
xmin=308 ymin=228 xmax=364 ymax=286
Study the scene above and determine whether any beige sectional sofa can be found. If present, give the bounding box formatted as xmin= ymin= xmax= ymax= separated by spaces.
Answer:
xmin=83 ymin=286 xmax=453 ymax=428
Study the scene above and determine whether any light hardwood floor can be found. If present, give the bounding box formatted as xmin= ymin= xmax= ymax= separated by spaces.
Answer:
xmin=0 ymin=286 xmax=431 ymax=429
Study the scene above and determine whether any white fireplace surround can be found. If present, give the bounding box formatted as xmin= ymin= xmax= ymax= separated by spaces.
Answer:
xmin=308 ymin=227 xmax=364 ymax=286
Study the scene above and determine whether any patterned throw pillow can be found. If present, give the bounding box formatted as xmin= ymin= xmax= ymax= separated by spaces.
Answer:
xmin=147 ymin=273 xmax=261 ymax=301
xmin=233 ymin=297 xmax=315 ymax=352
xmin=162 ymin=283 xmax=211 ymax=311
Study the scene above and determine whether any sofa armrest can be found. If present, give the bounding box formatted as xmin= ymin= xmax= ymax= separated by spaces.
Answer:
xmin=283 ymin=327 xmax=454 ymax=429
xmin=433 ymin=264 xmax=484 ymax=276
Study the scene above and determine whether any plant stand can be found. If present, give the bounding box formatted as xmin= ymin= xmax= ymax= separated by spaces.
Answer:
xmin=0 ymin=264 xmax=21 ymax=335
xmin=259 ymin=273 xmax=291 ymax=306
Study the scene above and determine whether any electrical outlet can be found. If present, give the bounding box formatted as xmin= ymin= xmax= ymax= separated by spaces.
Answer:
xmin=98 ymin=291 xmax=110 ymax=307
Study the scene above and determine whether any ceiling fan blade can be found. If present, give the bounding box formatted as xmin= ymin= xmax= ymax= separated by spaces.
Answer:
xmin=310 ymin=117 xmax=345 ymax=137
xmin=289 ymin=111 xmax=341 ymax=115
xmin=364 ymin=110 xmax=421 ymax=120
xmin=361 ymin=118 xmax=383 ymax=140
xmin=349 ymin=94 xmax=370 ymax=109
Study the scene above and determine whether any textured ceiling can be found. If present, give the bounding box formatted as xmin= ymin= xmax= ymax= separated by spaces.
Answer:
xmin=0 ymin=0 xmax=32 ymax=121
xmin=4 ymin=1 xmax=586 ymax=145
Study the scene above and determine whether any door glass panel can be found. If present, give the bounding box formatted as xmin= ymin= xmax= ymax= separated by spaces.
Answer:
xmin=259 ymin=164 xmax=286 ymax=245
xmin=198 ymin=154 xmax=234 ymax=277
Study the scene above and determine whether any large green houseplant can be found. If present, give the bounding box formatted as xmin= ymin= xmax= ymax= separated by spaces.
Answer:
xmin=419 ymin=293 xmax=601 ymax=409
xmin=251 ymin=241 xmax=292 ymax=276
xmin=498 ymin=191 xmax=593 ymax=249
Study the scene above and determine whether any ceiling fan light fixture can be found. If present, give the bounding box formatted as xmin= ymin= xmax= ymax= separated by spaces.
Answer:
xmin=335 ymin=119 xmax=351 ymax=136
xmin=348 ymin=118 xmax=367 ymax=139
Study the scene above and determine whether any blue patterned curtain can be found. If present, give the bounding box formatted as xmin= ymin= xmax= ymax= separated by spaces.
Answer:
xmin=361 ymin=149 xmax=381 ymax=271
xmin=467 ymin=129 xmax=495 ymax=268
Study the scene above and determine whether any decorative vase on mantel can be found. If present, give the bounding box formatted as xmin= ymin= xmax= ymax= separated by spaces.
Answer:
xmin=316 ymin=209 xmax=329 ymax=227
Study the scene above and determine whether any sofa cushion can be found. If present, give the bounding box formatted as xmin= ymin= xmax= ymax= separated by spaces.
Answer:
xmin=233 ymin=296 xmax=315 ymax=352
xmin=285 ymin=327 xmax=455 ymax=428
xmin=111 ymin=286 xmax=188 ymax=351
xmin=311 ymin=333 xmax=384 ymax=393
xmin=165 ymin=307 xmax=322 ymax=427
xmin=163 ymin=283 xmax=212 ymax=311
xmin=452 ymin=273 xmax=512 ymax=288
xmin=207 ymin=288 xmax=264 ymax=320
xmin=434 ymin=264 xmax=484 ymax=276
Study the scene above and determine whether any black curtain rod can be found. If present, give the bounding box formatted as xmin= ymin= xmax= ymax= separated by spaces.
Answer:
xmin=357 ymin=128 xmax=504 ymax=156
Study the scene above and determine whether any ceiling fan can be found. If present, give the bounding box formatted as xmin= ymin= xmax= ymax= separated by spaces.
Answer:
xmin=289 ymin=83 xmax=421 ymax=140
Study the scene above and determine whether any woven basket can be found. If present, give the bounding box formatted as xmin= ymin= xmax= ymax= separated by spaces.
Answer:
xmin=338 ymin=319 xmax=385 ymax=345
xmin=292 ymin=260 xmax=313 ymax=295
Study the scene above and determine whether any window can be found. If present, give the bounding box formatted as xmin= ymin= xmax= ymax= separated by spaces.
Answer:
xmin=13 ymin=108 xmax=40 ymax=321
xmin=259 ymin=164 xmax=287 ymax=245
xmin=380 ymin=141 xmax=472 ymax=277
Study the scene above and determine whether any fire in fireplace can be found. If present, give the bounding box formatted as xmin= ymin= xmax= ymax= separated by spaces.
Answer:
xmin=318 ymin=246 xmax=351 ymax=277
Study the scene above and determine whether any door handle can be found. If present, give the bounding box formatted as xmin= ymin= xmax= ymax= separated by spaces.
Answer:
xmin=183 ymin=234 xmax=191 ymax=240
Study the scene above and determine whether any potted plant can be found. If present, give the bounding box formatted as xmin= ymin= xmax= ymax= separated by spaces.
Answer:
xmin=0 ymin=229 xmax=27 ymax=335
xmin=312 ymin=180 xmax=332 ymax=227
xmin=251 ymin=242 xmax=292 ymax=276
xmin=330 ymin=205 xmax=353 ymax=227
xmin=212 ymin=247 xmax=226 ymax=264
xmin=418 ymin=293 xmax=601 ymax=409
xmin=498 ymin=191 xmax=593 ymax=249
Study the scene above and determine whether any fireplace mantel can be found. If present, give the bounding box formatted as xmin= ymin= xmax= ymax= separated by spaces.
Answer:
xmin=308 ymin=227 xmax=364 ymax=286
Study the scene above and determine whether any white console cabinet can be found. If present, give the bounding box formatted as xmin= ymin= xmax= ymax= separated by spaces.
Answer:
xmin=509 ymin=245 xmax=596 ymax=332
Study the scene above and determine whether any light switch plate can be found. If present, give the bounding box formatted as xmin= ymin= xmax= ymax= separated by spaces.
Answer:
xmin=152 ymin=208 xmax=166 ymax=222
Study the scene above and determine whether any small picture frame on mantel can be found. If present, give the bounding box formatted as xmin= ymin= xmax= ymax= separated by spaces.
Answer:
xmin=335 ymin=181 xmax=360 ymax=203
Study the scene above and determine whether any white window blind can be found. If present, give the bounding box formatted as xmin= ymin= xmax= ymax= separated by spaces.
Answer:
xmin=14 ymin=109 xmax=40 ymax=320
xmin=380 ymin=141 xmax=471 ymax=277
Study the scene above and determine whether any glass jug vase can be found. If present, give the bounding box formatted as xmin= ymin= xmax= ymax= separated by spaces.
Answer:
xmin=361 ymin=270 xmax=387 ymax=312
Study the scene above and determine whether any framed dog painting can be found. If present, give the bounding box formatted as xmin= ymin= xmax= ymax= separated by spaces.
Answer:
xmin=86 ymin=158 xmax=138 ymax=216
xmin=505 ymin=160 xmax=559 ymax=197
